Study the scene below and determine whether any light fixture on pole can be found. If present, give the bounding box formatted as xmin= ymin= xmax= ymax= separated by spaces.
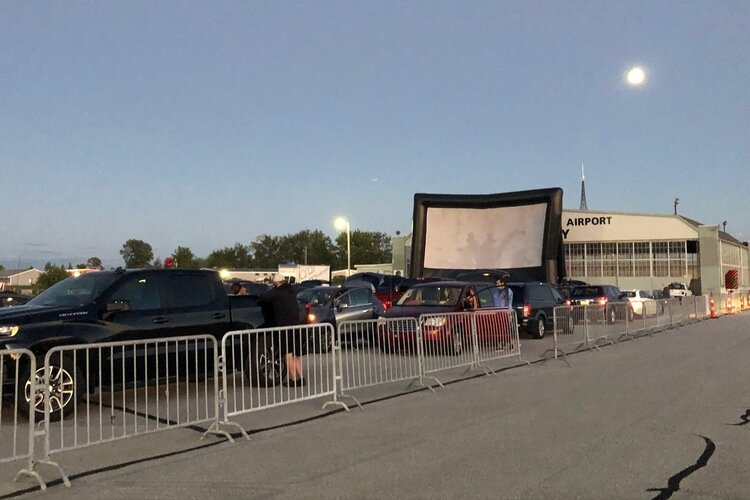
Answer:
xmin=334 ymin=216 xmax=351 ymax=277
xmin=722 ymin=221 xmax=727 ymax=233
xmin=673 ymin=197 xmax=679 ymax=215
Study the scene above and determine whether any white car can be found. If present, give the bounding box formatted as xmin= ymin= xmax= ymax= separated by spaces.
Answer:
xmin=622 ymin=289 xmax=658 ymax=317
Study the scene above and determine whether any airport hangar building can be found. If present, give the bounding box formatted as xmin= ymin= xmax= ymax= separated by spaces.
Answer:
xmin=392 ymin=209 xmax=749 ymax=299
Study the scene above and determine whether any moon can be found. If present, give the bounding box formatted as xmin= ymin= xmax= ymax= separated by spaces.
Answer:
xmin=626 ymin=66 xmax=646 ymax=86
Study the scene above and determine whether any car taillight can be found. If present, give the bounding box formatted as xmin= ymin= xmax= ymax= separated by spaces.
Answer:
xmin=564 ymin=299 xmax=571 ymax=306
xmin=523 ymin=304 xmax=531 ymax=318
xmin=384 ymin=300 xmax=392 ymax=310
xmin=597 ymin=296 xmax=608 ymax=305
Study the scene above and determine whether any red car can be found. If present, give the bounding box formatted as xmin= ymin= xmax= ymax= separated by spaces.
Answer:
xmin=378 ymin=281 xmax=514 ymax=355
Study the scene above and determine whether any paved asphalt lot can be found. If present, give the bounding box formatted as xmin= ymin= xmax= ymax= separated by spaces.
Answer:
xmin=3 ymin=313 xmax=749 ymax=499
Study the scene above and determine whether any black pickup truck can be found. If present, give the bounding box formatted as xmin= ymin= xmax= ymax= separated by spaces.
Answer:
xmin=0 ymin=268 xmax=283 ymax=417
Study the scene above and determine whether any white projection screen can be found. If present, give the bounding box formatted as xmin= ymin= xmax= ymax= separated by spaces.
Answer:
xmin=410 ymin=189 xmax=565 ymax=283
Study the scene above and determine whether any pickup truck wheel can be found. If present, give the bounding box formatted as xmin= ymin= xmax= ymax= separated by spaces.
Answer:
xmin=18 ymin=354 xmax=83 ymax=421
xmin=248 ymin=335 xmax=286 ymax=387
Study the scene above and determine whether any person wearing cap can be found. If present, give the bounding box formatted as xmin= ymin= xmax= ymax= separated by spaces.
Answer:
xmin=257 ymin=274 xmax=306 ymax=386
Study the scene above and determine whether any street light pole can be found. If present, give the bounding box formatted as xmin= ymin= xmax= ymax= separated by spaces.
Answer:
xmin=673 ymin=197 xmax=679 ymax=215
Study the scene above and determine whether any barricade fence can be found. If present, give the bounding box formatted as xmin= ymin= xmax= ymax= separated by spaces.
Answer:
xmin=419 ymin=311 xmax=482 ymax=375
xmin=553 ymin=296 xmax=710 ymax=358
xmin=0 ymin=349 xmax=34 ymax=467
xmin=336 ymin=317 xmax=422 ymax=393
xmin=219 ymin=324 xmax=338 ymax=427
xmin=4 ymin=297 xmax=713 ymax=489
xmin=41 ymin=335 xmax=226 ymax=459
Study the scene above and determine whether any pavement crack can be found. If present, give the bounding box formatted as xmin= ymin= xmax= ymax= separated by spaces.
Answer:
xmin=646 ymin=435 xmax=715 ymax=500
xmin=729 ymin=408 xmax=750 ymax=426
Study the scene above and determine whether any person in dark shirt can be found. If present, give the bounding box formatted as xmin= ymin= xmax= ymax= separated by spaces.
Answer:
xmin=257 ymin=274 xmax=305 ymax=386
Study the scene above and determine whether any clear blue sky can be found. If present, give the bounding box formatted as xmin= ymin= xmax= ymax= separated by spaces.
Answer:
xmin=2 ymin=0 xmax=748 ymax=269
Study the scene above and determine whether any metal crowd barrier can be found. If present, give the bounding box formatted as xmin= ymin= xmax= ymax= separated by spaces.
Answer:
xmin=41 ymin=336 xmax=227 ymax=459
xmin=334 ymin=318 xmax=423 ymax=404
xmin=0 ymin=349 xmax=56 ymax=489
xmin=218 ymin=324 xmax=344 ymax=436
xmin=553 ymin=296 xmax=710 ymax=360
xmin=472 ymin=309 xmax=528 ymax=369
xmin=419 ymin=311 xmax=482 ymax=376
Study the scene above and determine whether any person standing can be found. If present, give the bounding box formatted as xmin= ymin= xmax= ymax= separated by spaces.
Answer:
xmin=257 ymin=274 xmax=306 ymax=386
xmin=490 ymin=275 xmax=514 ymax=350
xmin=491 ymin=275 xmax=513 ymax=309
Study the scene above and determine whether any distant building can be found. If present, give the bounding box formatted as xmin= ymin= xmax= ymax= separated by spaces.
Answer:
xmin=0 ymin=268 xmax=43 ymax=291
xmin=391 ymin=209 xmax=749 ymax=299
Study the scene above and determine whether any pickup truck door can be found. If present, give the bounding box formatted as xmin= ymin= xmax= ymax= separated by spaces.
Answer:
xmin=157 ymin=272 xmax=231 ymax=342
xmin=103 ymin=273 xmax=170 ymax=343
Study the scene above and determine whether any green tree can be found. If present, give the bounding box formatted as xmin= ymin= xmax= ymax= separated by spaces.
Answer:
xmin=76 ymin=263 xmax=87 ymax=269
xmin=0 ymin=264 xmax=5 ymax=272
xmin=250 ymin=235 xmax=281 ymax=268
xmin=120 ymin=239 xmax=154 ymax=268
xmin=86 ymin=257 xmax=103 ymax=269
xmin=335 ymin=230 xmax=392 ymax=268
xmin=171 ymin=246 xmax=201 ymax=269
xmin=204 ymin=243 xmax=252 ymax=269
xmin=33 ymin=262 xmax=69 ymax=293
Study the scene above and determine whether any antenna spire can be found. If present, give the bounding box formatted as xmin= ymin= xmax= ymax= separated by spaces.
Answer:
xmin=579 ymin=163 xmax=588 ymax=210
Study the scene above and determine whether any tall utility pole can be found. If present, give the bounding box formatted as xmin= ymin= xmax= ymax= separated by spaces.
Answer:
xmin=579 ymin=164 xmax=588 ymax=210
xmin=673 ymin=197 xmax=680 ymax=215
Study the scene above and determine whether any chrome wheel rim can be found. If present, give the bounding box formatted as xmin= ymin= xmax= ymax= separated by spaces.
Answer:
xmin=25 ymin=365 xmax=74 ymax=414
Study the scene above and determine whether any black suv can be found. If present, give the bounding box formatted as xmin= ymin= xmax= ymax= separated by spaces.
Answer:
xmin=475 ymin=282 xmax=572 ymax=339
xmin=568 ymin=285 xmax=633 ymax=323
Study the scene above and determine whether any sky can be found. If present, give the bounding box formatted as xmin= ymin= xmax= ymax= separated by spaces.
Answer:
xmin=2 ymin=0 xmax=748 ymax=270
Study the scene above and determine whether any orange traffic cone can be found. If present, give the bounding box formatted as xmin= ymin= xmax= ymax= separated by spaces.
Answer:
xmin=709 ymin=293 xmax=717 ymax=319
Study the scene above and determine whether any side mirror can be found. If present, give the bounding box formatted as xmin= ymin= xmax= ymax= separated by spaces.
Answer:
xmin=336 ymin=302 xmax=348 ymax=313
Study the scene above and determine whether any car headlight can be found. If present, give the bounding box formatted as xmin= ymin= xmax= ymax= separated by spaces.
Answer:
xmin=0 ymin=325 xmax=19 ymax=337
xmin=424 ymin=317 xmax=446 ymax=327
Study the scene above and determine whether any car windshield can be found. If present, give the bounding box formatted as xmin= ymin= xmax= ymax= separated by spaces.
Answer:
xmin=670 ymin=283 xmax=686 ymax=290
xmin=622 ymin=291 xmax=636 ymax=298
xmin=396 ymin=285 xmax=463 ymax=306
xmin=28 ymin=273 xmax=119 ymax=307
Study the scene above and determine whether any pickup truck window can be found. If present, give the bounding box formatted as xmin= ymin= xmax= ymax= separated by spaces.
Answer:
xmin=163 ymin=274 xmax=217 ymax=308
xmin=28 ymin=273 xmax=119 ymax=307
xmin=110 ymin=276 xmax=161 ymax=311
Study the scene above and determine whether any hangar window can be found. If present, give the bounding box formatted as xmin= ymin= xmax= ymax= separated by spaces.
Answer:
xmin=602 ymin=243 xmax=617 ymax=277
xmin=633 ymin=242 xmax=651 ymax=277
xmin=565 ymin=244 xmax=585 ymax=277
xmin=617 ymin=243 xmax=634 ymax=277
xmin=586 ymin=243 xmax=602 ymax=276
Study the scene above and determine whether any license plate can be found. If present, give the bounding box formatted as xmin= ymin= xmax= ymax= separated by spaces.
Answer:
xmin=580 ymin=300 xmax=590 ymax=305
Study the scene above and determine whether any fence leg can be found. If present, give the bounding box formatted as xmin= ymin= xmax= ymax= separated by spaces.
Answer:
xmin=321 ymin=340 xmax=357 ymax=411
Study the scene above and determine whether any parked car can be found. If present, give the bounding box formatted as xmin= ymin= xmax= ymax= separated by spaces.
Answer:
xmin=621 ymin=289 xmax=658 ymax=317
xmin=0 ymin=268 xmax=273 ymax=419
xmin=568 ymin=285 xmax=633 ymax=323
xmin=0 ymin=291 xmax=32 ymax=308
xmin=556 ymin=279 xmax=588 ymax=301
xmin=297 ymin=284 xmax=385 ymax=351
xmin=344 ymin=273 xmax=413 ymax=310
xmin=473 ymin=282 xmax=573 ymax=339
xmin=662 ymin=282 xmax=692 ymax=299
xmin=380 ymin=281 xmax=513 ymax=354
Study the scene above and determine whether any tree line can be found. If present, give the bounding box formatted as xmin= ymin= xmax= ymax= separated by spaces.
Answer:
xmin=31 ymin=229 xmax=393 ymax=292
